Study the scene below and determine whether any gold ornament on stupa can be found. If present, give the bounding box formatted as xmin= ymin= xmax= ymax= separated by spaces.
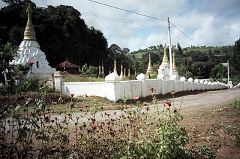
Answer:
xmin=101 ymin=60 xmax=104 ymax=76
xmin=173 ymin=47 xmax=177 ymax=72
xmin=162 ymin=44 xmax=169 ymax=65
xmin=113 ymin=59 xmax=117 ymax=73
xmin=24 ymin=2 xmax=36 ymax=40
xmin=124 ymin=68 xmax=126 ymax=79
xmin=146 ymin=53 xmax=153 ymax=77
xmin=120 ymin=64 xmax=124 ymax=80
xmin=98 ymin=63 xmax=101 ymax=78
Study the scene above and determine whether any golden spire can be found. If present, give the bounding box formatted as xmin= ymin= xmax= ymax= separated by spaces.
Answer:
xmin=24 ymin=2 xmax=36 ymax=40
xmin=120 ymin=64 xmax=124 ymax=80
xmin=162 ymin=44 xmax=169 ymax=65
xmin=146 ymin=53 xmax=153 ymax=75
xmin=173 ymin=47 xmax=177 ymax=72
xmin=101 ymin=60 xmax=104 ymax=76
xmin=113 ymin=59 xmax=117 ymax=73
xmin=98 ymin=63 xmax=101 ymax=77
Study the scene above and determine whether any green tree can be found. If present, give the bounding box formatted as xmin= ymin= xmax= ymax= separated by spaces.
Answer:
xmin=0 ymin=42 xmax=17 ymax=84
xmin=210 ymin=64 xmax=227 ymax=80
xmin=0 ymin=1 xmax=108 ymax=68
xmin=177 ymin=42 xmax=183 ymax=55
xmin=190 ymin=62 xmax=213 ymax=79
xmin=232 ymin=38 xmax=240 ymax=71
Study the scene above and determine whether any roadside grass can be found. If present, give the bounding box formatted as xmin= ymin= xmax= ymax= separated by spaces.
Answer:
xmin=64 ymin=75 xmax=104 ymax=82
xmin=231 ymin=99 xmax=240 ymax=147
xmin=230 ymin=99 xmax=240 ymax=109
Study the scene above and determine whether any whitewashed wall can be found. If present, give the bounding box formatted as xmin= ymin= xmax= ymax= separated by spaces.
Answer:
xmin=54 ymin=73 xmax=228 ymax=101
xmin=64 ymin=82 xmax=106 ymax=97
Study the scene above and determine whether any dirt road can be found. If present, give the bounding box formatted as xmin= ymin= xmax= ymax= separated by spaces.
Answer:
xmin=52 ymin=88 xmax=240 ymax=123
xmin=178 ymin=89 xmax=240 ymax=159
xmin=172 ymin=88 xmax=240 ymax=110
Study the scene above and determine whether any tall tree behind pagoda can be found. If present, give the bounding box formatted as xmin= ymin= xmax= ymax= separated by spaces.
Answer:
xmin=0 ymin=0 xmax=108 ymax=67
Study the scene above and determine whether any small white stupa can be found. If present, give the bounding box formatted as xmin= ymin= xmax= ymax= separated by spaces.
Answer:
xmin=12 ymin=2 xmax=55 ymax=75
xmin=157 ymin=44 xmax=170 ymax=80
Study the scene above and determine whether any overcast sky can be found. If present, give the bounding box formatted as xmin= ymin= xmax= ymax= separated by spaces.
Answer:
xmin=1 ymin=0 xmax=240 ymax=51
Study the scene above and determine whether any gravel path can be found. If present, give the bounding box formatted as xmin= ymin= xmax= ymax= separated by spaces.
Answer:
xmin=53 ymin=88 xmax=240 ymax=123
xmin=3 ymin=89 xmax=240 ymax=131
xmin=173 ymin=88 xmax=240 ymax=109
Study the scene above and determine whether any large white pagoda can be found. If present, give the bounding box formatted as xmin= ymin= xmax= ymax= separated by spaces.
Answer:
xmin=12 ymin=2 xmax=55 ymax=75
xmin=157 ymin=44 xmax=170 ymax=80
xmin=157 ymin=43 xmax=179 ymax=80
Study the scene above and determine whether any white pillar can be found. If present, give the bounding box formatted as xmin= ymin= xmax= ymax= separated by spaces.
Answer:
xmin=105 ymin=72 xmax=120 ymax=101
xmin=53 ymin=71 xmax=64 ymax=94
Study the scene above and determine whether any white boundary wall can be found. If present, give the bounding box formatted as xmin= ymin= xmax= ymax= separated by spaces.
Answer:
xmin=54 ymin=72 xmax=228 ymax=101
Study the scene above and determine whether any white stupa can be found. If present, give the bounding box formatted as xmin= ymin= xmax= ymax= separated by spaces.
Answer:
xmin=157 ymin=44 xmax=170 ymax=80
xmin=12 ymin=2 xmax=55 ymax=75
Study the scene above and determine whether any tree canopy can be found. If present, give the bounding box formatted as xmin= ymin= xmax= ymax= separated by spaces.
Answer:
xmin=0 ymin=0 xmax=108 ymax=67
xmin=232 ymin=38 xmax=240 ymax=71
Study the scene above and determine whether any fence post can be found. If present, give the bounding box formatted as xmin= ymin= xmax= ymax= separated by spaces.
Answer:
xmin=136 ymin=73 xmax=147 ymax=97
xmin=53 ymin=71 xmax=64 ymax=94
xmin=105 ymin=72 xmax=120 ymax=101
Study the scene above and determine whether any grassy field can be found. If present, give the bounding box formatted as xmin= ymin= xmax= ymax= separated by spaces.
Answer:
xmin=64 ymin=74 xmax=105 ymax=82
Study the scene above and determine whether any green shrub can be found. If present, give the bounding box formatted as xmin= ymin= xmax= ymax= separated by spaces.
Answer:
xmin=231 ymin=100 xmax=240 ymax=108
xmin=16 ymin=75 xmax=41 ymax=93
xmin=187 ymin=145 xmax=216 ymax=159
xmin=0 ymin=84 xmax=15 ymax=95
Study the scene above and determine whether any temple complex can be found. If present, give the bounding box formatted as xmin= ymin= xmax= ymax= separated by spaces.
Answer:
xmin=12 ymin=2 xmax=55 ymax=75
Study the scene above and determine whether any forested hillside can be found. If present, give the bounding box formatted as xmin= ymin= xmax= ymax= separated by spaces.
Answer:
xmin=130 ymin=43 xmax=239 ymax=85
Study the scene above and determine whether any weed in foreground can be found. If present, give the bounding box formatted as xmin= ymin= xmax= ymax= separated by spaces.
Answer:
xmin=0 ymin=90 xmax=217 ymax=158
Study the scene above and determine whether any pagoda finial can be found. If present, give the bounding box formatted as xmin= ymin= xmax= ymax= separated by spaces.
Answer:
xmin=113 ymin=59 xmax=117 ymax=73
xmin=101 ymin=59 xmax=104 ymax=76
xmin=173 ymin=47 xmax=177 ymax=72
xmin=24 ymin=2 xmax=36 ymax=40
xmin=120 ymin=64 xmax=124 ymax=80
xmin=98 ymin=63 xmax=101 ymax=78
xmin=146 ymin=53 xmax=153 ymax=76
xmin=162 ymin=43 xmax=169 ymax=65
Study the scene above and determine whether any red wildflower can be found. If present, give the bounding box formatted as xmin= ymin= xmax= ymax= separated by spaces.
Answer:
xmin=163 ymin=99 xmax=172 ymax=107
xmin=91 ymin=122 xmax=97 ymax=130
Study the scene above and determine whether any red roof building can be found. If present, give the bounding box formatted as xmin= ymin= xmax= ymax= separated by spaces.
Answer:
xmin=56 ymin=59 xmax=80 ymax=74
